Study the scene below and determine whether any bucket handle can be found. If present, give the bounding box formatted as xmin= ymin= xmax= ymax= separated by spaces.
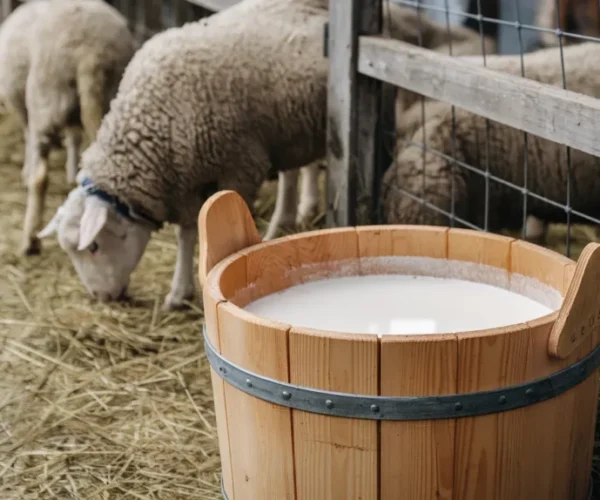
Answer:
xmin=198 ymin=190 xmax=262 ymax=289
xmin=549 ymin=242 xmax=600 ymax=359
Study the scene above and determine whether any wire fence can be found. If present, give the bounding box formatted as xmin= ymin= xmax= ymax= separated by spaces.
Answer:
xmin=375 ymin=0 xmax=600 ymax=260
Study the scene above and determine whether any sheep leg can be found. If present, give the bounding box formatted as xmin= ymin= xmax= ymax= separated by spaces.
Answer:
xmin=524 ymin=215 xmax=548 ymax=242
xmin=77 ymin=57 xmax=106 ymax=142
xmin=21 ymin=131 xmax=50 ymax=256
xmin=8 ymin=100 xmax=32 ymax=185
xmin=264 ymin=169 xmax=299 ymax=240
xmin=64 ymin=126 xmax=83 ymax=184
xmin=164 ymin=225 xmax=198 ymax=311
xmin=296 ymin=163 xmax=320 ymax=229
xmin=21 ymin=126 xmax=33 ymax=185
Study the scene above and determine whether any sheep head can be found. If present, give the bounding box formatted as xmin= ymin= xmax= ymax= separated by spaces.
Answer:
xmin=38 ymin=186 xmax=152 ymax=302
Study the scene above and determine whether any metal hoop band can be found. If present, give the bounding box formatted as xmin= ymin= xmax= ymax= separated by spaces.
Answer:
xmin=204 ymin=325 xmax=600 ymax=421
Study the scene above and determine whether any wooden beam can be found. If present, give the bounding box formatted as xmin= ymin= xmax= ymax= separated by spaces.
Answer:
xmin=326 ymin=0 xmax=382 ymax=228
xmin=175 ymin=0 xmax=194 ymax=25
xmin=149 ymin=0 xmax=164 ymax=32
xmin=358 ymin=36 xmax=600 ymax=158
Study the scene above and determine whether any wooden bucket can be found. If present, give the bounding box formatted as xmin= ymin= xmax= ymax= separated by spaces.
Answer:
xmin=198 ymin=191 xmax=600 ymax=500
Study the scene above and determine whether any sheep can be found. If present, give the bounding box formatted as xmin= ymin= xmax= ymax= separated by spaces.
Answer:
xmin=36 ymin=0 xmax=329 ymax=309
xmin=382 ymin=41 xmax=600 ymax=241
xmin=536 ymin=0 xmax=600 ymax=49
xmin=0 ymin=0 xmax=51 ymax=182
xmin=264 ymin=6 xmax=498 ymax=241
xmin=0 ymin=0 xmax=135 ymax=256
xmin=36 ymin=0 xmax=502 ymax=309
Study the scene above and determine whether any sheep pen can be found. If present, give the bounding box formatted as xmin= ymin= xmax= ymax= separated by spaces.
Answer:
xmin=0 ymin=5 xmax=600 ymax=500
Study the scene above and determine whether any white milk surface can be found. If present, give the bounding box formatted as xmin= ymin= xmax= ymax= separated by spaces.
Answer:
xmin=243 ymin=274 xmax=555 ymax=336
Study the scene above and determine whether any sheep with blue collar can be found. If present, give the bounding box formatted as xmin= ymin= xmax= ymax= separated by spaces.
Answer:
xmin=37 ymin=0 xmax=497 ymax=310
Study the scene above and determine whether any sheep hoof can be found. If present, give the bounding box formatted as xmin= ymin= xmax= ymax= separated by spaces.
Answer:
xmin=163 ymin=289 xmax=195 ymax=311
xmin=20 ymin=237 xmax=41 ymax=256
xmin=296 ymin=207 xmax=320 ymax=230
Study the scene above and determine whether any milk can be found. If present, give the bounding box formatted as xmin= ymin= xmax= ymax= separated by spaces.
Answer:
xmin=243 ymin=274 xmax=556 ymax=336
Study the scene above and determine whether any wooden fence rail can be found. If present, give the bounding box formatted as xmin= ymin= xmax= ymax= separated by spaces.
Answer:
xmin=327 ymin=0 xmax=600 ymax=227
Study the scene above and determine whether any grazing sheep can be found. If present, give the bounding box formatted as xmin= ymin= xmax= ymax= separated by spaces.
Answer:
xmin=1 ymin=0 xmax=135 ymax=255
xmin=382 ymin=42 xmax=600 ymax=239
xmin=264 ymin=7 xmax=498 ymax=241
xmin=38 ymin=0 xmax=499 ymax=308
xmin=37 ymin=0 xmax=329 ymax=309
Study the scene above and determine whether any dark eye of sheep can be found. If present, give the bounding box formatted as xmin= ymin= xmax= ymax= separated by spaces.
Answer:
xmin=89 ymin=241 xmax=99 ymax=254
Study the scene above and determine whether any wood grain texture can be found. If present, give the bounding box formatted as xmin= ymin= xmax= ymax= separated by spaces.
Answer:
xmin=201 ymin=277 xmax=233 ymax=498
xmin=549 ymin=243 xmax=600 ymax=358
xmin=241 ymin=228 xmax=360 ymax=305
xmin=289 ymin=228 xmax=360 ymax=282
xmin=357 ymin=225 xmax=448 ymax=257
xmin=523 ymin=315 xmax=598 ymax=500
xmin=218 ymin=303 xmax=296 ymax=500
xmin=448 ymin=229 xmax=514 ymax=269
xmin=243 ymin=236 xmax=303 ymax=304
xmin=198 ymin=190 xmax=262 ymax=289
xmin=380 ymin=335 xmax=457 ymax=500
xmin=358 ymin=36 xmax=600 ymax=158
xmin=454 ymin=324 xmax=531 ymax=500
xmin=326 ymin=0 xmax=382 ymax=227
xmin=289 ymin=329 xmax=378 ymax=500
xmin=510 ymin=240 xmax=573 ymax=293
xmin=201 ymin=204 xmax=257 ymax=500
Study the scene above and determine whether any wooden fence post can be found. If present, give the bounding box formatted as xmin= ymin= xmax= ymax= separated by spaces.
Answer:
xmin=326 ymin=0 xmax=383 ymax=228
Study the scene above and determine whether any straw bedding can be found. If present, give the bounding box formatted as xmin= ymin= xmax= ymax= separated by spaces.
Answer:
xmin=0 ymin=110 xmax=222 ymax=499
xmin=0 ymin=107 xmax=598 ymax=498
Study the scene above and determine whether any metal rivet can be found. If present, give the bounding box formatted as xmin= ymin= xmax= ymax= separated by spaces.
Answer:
xmin=455 ymin=402 xmax=463 ymax=411
xmin=370 ymin=404 xmax=379 ymax=413
xmin=325 ymin=400 xmax=334 ymax=409
xmin=246 ymin=379 xmax=253 ymax=388
xmin=498 ymin=395 xmax=507 ymax=405
xmin=282 ymin=391 xmax=291 ymax=400
xmin=580 ymin=365 xmax=586 ymax=376
xmin=525 ymin=388 xmax=534 ymax=397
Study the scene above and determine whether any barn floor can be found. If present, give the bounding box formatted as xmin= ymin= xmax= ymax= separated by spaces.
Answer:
xmin=0 ymin=111 xmax=222 ymax=499
xmin=0 ymin=107 xmax=599 ymax=498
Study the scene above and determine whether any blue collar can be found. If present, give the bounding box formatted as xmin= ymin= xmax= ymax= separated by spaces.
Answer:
xmin=80 ymin=177 xmax=163 ymax=230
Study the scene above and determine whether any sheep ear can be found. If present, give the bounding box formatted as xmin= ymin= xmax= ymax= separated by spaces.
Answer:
xmin=38 ymin=207 xmax=63 ymax=239
xmin=77 ymin=198 xmax=109 ymax=251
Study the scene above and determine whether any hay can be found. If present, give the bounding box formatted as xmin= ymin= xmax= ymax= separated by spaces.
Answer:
xmin=0 ymin=112 xmax=221 ymax=499
xmin=0 ymin=108 xmax=599 ymax=499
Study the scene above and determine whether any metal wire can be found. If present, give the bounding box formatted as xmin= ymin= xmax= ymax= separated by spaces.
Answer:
xmin=375 ymin=0 xmax=600 ymax=258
